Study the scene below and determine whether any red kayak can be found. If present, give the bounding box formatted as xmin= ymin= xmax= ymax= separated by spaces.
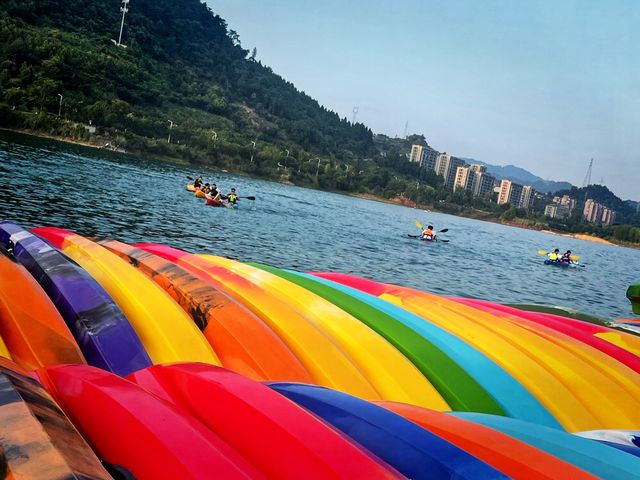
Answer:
xmin=206 ymin=197 xmax=225 ymax=207
xmin=35 ymin=365 xmax=266 ymax=480
xmin=128 ymin=363 xmax=402 ymax=479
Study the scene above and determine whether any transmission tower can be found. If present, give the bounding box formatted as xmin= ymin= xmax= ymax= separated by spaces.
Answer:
xmin=111 ymin=0 xmax=130 ymax=48
xmin=582 ymin=158 xmax=593 ymax=187
xmin=403 ymin=120 xmax=409 ymax=138
xmin=351 ymin=106 xmax=359 ymax=124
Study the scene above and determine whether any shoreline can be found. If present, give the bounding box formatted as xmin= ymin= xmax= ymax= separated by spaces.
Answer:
xmin=2 ymin=127 xmax=637 ymax=250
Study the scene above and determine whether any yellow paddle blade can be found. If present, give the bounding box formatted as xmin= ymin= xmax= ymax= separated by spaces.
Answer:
xmin=537 ymin=250 xmax=548 ymax=255
xmin=415 ymin=220 xmax=423 ymax=229
xmin=571 ymin=255 xmax=580 ymax=261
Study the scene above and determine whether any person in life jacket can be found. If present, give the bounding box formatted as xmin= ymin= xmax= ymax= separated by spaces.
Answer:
xmin=226 ymin=188 xmax=239 ymax=205
xmin=193 ymin=176 xmax=203 ymax=189
xmin=421 ymin=225 xmax=435 ymax=241
xmin=206 ymin=183 xmax=221 ymax=202
xmin=560 ymin=250 xmax=574 ymax=264
xmin=548 ymin=249 xmax=560 ymax=261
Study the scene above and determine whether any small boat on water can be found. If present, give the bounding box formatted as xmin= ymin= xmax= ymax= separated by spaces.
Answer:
xmin=544 ymin=260 xmax=576 ymax=269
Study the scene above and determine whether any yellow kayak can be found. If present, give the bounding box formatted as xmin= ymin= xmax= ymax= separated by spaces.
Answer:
xmin=186 ymin=183 xmax=196 ymax=191
xmin=32 ymin=228 xmax=220 ymax=366
xmin=194 ymin=189 xmax=206 ymax=198
xmin=0 ymin=334 xmax=10 ymax=360
xmin=161 ymin=253 xmax=381 ymax=400
xmin=378 ymin=286 xmax=640 ymax=431
xmin=199 ymin=256 xmax=449 ymax=410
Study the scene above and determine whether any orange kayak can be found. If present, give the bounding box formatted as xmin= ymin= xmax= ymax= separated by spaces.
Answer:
xmin=100 ymin=239 xmax=311 ymax=382
xmin=0 ymin=253 xmax=85 ymax=370
xmin=195 ymin=189 xmax=207 ymax=198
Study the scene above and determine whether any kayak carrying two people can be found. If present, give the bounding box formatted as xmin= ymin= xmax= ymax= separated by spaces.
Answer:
xmin=547 ymin=249 xmax=576 ymax=265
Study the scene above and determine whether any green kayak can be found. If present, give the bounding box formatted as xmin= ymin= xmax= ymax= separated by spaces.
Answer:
xmin=627 ymin=282 xmax=640 ymax=315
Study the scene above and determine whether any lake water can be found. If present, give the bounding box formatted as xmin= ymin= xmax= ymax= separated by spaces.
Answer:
xmin=1 ymin=130 xmax=638 ymax=320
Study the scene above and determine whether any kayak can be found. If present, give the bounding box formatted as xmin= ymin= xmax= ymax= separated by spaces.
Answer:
xmin=407 ymin=234 xmax=435 ymax=242
xmin=36 ymin=364 xmax=266 ymax=479
xmin=627 ymin=282 xmax=640 ymax=315
xmin=195 ymin=189 xmax=207 ymax=198
xmin=186 ymin=183 xmax=196 ymax=191
xmin=0 ymin=251 xmax=86 ymax=370
xmin=206 ymin=197 xmax=236 ymax=208
xmin=544 ymin=260 xmax=576 ymax=268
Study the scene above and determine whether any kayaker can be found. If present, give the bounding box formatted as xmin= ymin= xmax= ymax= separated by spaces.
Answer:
xmin=421 ymin=225 xmax=436 ymax=241
xmin=202 ymin=183 xmax=211 ymax=194
xmin=194 ymin=176 xmax=203 ymax=189
xmin=227 ymin=188 xmax=238 ymax=205
xmin=206 ymin=183 xmax=221 ymax=202
xmin=560 ymin=250 xmax=573 ymax=264
xmin=548 ymin=249 xmax=560 ymax=261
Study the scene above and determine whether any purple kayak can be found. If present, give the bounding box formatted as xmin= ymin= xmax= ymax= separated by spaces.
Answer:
xmin=0 ymin=221 xmax=151 ymax=376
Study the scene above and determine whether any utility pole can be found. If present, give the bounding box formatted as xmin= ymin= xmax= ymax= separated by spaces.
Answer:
xmin=403 ymin=120 xmax=408 ymax=138
xmin=112 ymin=0 xmax=130 ymax=48
xmin=167 ymin=120 xmax=175 ymax=143
xmin=315 ymin=157 xmax=322 ymax=180
xmin=57 ymin=93 xmax=63 ymax=117
xmin=250 ymin=139 xmax=256 ymax=163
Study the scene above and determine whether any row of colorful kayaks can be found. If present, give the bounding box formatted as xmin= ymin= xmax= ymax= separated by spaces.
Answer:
xmin=0 ymin=220 xmax=639 ymax=479
xmin=187 ymin=183 xmax=236 ymax=208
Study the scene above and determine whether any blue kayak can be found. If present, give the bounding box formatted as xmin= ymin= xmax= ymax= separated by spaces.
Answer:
xmin=544 ymin=260 xmax=575 ymax=268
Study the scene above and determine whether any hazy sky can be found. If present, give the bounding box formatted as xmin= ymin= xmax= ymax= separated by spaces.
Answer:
xmin=210 ymin=1 xmax=639 ymax=200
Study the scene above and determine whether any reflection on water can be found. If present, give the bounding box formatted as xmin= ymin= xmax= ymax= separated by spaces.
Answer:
xmin=1 ymin=130 xmax=638 ymax=320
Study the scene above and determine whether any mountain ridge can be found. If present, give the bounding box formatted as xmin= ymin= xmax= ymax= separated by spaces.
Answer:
xmin=460 ymin=158 xmax=573 ymax=194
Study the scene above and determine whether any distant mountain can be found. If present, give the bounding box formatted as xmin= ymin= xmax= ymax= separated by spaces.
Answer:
xmin=461 ymin=159 xmax=573 ymax=194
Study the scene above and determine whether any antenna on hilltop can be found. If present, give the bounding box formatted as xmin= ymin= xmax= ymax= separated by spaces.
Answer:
xmin=403 ymin=120 xmax=408 ymax=138
xmin=351 ymin=106 xmax=359 ymax=124
xmin=582 ymin=158 xmax=593 ymax=188
xmin=111 ymin=0 xmax=130 ymax=48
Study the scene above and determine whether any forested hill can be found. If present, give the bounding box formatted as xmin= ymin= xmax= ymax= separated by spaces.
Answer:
xmin=0 ymin=0 xmax=376 ymax=182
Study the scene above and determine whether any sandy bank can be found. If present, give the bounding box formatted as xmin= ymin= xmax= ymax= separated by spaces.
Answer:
xmin=540 ymin=230 xmax=616 ymax=246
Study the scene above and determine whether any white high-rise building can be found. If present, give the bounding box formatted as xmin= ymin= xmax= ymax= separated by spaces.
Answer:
xmin=454 ymin=166 xmax=472 ymax=191
xmin=409 ymin=144 xmax=439 ymax=170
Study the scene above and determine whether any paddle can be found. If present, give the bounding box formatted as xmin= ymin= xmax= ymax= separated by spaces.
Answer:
xmin=538 ymin=250 xmax=580 ymax=261
xmin=415 ymin=221 xmax=448 ymax=233
xmin=186 ymin=175 xmax=194 ymax=181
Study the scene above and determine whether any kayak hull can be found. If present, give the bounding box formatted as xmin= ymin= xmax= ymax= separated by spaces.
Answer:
xmin=0 ymin=252 xmax=86 ymax=370
xmin=544 ymin=260 xmax=574 ymax=268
